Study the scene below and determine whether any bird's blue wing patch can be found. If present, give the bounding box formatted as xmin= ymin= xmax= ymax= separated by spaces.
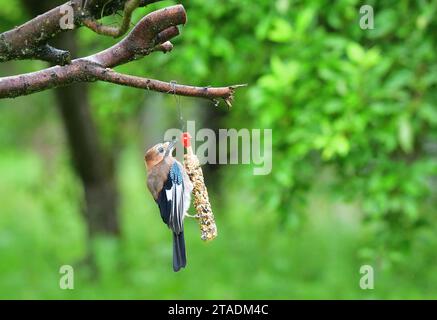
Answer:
xmin=169 ymin=162 xmax=183 ymax=185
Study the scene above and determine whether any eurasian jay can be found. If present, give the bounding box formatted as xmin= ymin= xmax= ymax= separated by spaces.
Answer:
xmin=144 ymin=140 xmax=193 ymax=272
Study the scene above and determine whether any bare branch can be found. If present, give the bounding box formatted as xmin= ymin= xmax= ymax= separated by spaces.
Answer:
xmin=0 ymin=5 xmax=71 ymax=63
xmin=93 ymin=68 xmax=246 ymax=106
xmin=86 ymin=5 xmax=186 ymax=68
xmin=32 ymin=44 xmax=72 ymax=66
xmin=0 ymin=58 xmax=245 ymax=104
xmin=0 ymin=4 xmax=246 ymax=105
xmin=0 ymin=0 xmax=165 ymax=63
xmin=82 ymin=0 xmax=141 ymax=37
xmin=0 ymin=59 xmax=245 ymax=106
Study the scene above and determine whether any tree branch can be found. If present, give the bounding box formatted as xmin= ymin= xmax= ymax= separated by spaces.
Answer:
xmin=92 ymin=68 xmax=246 ymax=108
xmin=86 ymin=5 xmax=186 ymax=68
xmin=32 ymin=44 xmax=72 ymax=66
xmin=0 ymin=5 xmax=246 ymax=105
xmin=82 ymin=0 xmax=141 ymax=37
xmin=0 ymin=0 xmax=164 ymax=64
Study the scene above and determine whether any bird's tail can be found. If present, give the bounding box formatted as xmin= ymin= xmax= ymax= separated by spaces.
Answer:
xmin=173 ymin=232 xmax=186 ymax=272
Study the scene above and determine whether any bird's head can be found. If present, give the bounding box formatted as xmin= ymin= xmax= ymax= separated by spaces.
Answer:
xmin=144 ymin=139 xmax=177 ymax=170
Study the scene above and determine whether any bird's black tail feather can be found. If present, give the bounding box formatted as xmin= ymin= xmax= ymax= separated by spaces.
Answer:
xmin=173 ymin=232 xmax=186 ymax=272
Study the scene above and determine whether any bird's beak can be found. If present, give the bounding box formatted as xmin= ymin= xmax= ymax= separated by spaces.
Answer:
xmin=164 ymin=139 xmax=177 ymax=157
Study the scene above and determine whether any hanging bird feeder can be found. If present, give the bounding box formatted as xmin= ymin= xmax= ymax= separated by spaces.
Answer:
xmin=182 ymin=132 xmax=218 ymax=241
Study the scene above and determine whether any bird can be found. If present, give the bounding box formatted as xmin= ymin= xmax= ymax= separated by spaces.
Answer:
xmin=144 ymin=140 xmax=193 ymax=272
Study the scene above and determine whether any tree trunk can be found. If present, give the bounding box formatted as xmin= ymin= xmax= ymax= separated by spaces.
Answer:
xmin=53 ymin=59 xmax=120 ymax=237
xmin=22 ymin=0 xmax=120 ymax=237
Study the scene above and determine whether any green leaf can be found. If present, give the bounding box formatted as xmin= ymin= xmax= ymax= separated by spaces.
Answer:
xmin=268 ymin=18 xmax=293 ymax=43
xmin=346 ymin=42 xmax=365 ymax=64
xmin=398 ymin=115 xmax=414 ymax=153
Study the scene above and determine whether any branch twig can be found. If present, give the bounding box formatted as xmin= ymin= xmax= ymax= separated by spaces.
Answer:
xmin=82 ymin=0 xmax=141 ymax=37
xmin=94 ymin=68 xmax=246 ymax=107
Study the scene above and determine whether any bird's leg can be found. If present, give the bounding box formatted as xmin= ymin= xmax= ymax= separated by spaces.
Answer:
xmin=185 ymin=213 xmax=199 ymax=219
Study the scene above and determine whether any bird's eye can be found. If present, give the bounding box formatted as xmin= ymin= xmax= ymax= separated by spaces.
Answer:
xmin=158 ymin=147 xmax=164 ymax=153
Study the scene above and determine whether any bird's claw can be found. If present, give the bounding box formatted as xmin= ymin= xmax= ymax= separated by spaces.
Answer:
xmin=185 ymin=213 xmax=199 ymax=219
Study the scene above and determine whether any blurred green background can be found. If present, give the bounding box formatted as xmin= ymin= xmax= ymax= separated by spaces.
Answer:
xmin=0 ymin=0 xmax=436 ymax=299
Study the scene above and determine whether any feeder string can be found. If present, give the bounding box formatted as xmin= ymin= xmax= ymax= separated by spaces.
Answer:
xmin=170 ymin=80 xmax=185 ymax=132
